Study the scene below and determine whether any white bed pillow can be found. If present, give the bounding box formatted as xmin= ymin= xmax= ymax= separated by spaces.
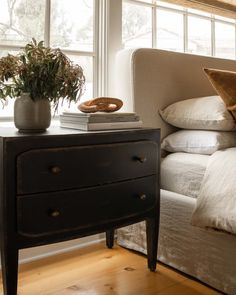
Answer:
xmin=159 ymin=95 xmax=236 ymax=131
xmin=161 ymin=130 xmax=236 ymax=155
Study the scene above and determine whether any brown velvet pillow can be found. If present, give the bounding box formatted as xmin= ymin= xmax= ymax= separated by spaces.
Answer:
xmin=204 ymin=68 xmax=236 ymax=119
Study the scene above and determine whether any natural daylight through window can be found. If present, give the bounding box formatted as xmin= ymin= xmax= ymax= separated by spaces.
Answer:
xmin=0 ymin=0 xmax=236 ymax=120
xmin=0 ymin=0 xmax=95 ymax=119
xmin=122 ymin=0 xmax=236 ymax=59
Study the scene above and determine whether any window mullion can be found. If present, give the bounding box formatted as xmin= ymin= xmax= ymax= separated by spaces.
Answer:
xmin=93 ymin=0 xmax=100 ymax=97
xmin=235 ymin=21 xmax=236 ymax=59
xmin=96 ymin=0 xmax=109 ymax=97
xmin=106 ymin=0 xmax=122 ymax=97
xmin=152 ymin=6 xmax=157 ymax=48
xmin=44 ymin=0 xmax=51 ymax=46
xmin=211 ymin=16 xmax=215 ymax=57
xmin=184 ymin=9 xmax=188 ymax=52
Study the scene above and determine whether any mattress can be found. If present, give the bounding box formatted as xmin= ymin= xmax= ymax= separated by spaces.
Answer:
xmin=117 ymin=189 xmax=236 ymax=294
xmin=161 ymin=152 xmax=209 ymax=198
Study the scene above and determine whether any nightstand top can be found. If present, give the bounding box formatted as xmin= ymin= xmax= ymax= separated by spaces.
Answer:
xmin=0 ymin=126 xmax=160 ymax=139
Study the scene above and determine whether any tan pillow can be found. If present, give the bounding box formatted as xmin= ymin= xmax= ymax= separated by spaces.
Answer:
xmin=204 ymin=68 xmax=236 ymax=119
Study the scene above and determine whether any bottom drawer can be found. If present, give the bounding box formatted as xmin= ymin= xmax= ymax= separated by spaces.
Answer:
xmin=17 ymin=176 xmax=157 ymax=236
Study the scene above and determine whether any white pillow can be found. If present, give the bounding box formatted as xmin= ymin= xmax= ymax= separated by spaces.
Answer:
xmin=159 ymin=95 xmax=236 ymax=131
xmin=161 ymin=130 xmax=236 ymax=155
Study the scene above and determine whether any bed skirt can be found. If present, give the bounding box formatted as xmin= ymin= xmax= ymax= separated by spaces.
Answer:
xmin=117 ymin=189 xmax=236 ymax=295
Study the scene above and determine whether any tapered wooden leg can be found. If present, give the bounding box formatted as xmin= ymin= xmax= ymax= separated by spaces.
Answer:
xmin=106 ymin=229 xmax=115 ymax=249
xmin=1 ymin=245 xmax=19 ymax=295
xmin=146 ymin=215 xmax=159 ymax=272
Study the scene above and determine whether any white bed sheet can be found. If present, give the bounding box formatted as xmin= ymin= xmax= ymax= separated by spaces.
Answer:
xmin=117 ymin=189 xmax=236 ymax=294
xmin=161 ymin=152 xmax=209 ymax=198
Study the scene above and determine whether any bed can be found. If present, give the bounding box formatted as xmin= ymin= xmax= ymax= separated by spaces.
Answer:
xmin=113 ymin=48 xmax=236 ymax=294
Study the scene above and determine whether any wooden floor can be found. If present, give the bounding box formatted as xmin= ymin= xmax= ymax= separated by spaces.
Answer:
xmin=0 ymin=242 xmax=222 ymax=295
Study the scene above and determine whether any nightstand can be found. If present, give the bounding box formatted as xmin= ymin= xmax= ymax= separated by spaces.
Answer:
xmin=0 ymin=127 xmax=160 ymax=295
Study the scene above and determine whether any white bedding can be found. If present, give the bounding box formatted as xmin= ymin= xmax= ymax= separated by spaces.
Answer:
xmin=117 ymin=189 xmax=236 ymax=295
xmin=161 ymin=152 xmax=209 ymax=198
xmin=191 ymin=147 xmax=236 ymax=234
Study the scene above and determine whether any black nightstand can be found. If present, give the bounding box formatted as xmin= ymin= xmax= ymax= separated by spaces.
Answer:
xmin=0 ymin=127 xmax=160 ymax=295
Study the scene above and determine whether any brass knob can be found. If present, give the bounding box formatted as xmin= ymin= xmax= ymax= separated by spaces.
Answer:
xmin=139 ymin=194 xmax=147 ymax=201
xmin=135 ymin=156 xmax=147 ymax=163
xmin=50 ymin=166 xmax=61 ymax=174
xmin=48 ymin=209 xmax=60 ymax=217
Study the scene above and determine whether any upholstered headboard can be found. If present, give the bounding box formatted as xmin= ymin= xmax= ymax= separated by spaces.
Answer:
xmin=114 ymin=48 xmax=236 ymax=139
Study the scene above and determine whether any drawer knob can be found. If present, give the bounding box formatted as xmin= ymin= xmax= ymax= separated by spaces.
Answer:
xmin=50 ymin=166 xmax=61 ymax=174
xmin=135 ymin=156 xmax=147 ymax=163
xmin=139 ymin=194 xmax=147 ymax=201
xmin=48 ymin=209 xmax=60 ymax=217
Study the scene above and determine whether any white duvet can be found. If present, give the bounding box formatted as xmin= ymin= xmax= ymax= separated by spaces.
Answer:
xmin=161 ymin=153 xmax=209 ymax=198
xmin=191 ymin=147 xmax=236 ymax=234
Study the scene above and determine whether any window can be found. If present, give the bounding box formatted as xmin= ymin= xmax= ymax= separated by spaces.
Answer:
xmin=1 ymin=0 xmax=236 ymax=121
xmin=0 ymin=0 xmax=96 ymax=118
xmin=122 ymin=0 xmax=236 ymax=59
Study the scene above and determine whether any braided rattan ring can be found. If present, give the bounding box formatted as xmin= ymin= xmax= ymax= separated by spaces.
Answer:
xmin=78 ymin=97 xmax=123 ymax=113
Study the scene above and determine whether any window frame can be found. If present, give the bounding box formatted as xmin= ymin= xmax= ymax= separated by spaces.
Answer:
xmin=122 ymin=0 xmax=236 ymax=59
xmin=0 ymin=0 xmax=236 ymax=122
xmin=0 ymin=0 xmax=99 ymax=121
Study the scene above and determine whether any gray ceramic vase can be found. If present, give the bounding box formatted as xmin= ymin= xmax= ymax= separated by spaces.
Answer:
xmin=14 ymin=93 xmax=51 ymax=133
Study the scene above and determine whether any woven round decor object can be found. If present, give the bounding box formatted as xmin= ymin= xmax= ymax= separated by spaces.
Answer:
xmin=78 ymin=97 xmax=123 ymax=113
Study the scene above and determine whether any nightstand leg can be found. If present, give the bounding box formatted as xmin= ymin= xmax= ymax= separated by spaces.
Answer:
xmin=146 ymin=215 xmax=159 ymax=272
xmin=0 ymin=245 xmax=19 ymax=295
xmin=106 ymin=229 xmax=115 ymax=249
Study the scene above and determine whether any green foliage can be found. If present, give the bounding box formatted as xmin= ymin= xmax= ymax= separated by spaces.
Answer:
xmin=0 ymin=38 xmax=85 ymax=110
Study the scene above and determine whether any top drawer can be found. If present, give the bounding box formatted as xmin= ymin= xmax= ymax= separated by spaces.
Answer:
xmin=17 ymin=141 xmax=158 ymax=194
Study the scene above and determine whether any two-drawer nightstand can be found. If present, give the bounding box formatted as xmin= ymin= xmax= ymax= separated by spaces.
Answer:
xmin=0 ymin=127 xmax=160 ymax=295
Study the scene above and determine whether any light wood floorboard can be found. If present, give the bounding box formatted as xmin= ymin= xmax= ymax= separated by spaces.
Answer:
xmin=0 ymin=242 xmax=222 ymax=295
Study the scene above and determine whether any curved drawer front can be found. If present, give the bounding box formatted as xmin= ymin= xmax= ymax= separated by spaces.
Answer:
xmin=17 ymin=176 xmax=157 ymax=237
xmin=17 ymin=141 xmax=158 ymax=194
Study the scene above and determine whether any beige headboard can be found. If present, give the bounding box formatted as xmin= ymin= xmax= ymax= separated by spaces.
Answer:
xmin=114 ymin=48 xmax=236 ymax=139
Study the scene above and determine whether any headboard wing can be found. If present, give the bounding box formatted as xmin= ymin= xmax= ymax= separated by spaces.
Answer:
xmin=114 ymin=48 xmax=236 ymax=139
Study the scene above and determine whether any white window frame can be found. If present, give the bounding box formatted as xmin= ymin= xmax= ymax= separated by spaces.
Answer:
xmin=0 ymin=0 xmax=100 ymax=121
xmin=1 ymin=0 xmax=235 ymax=122
xmin=122 ymin=0 xmax=236 ymax=59
xmin=0 ymin=0 xmax=123 ymax=118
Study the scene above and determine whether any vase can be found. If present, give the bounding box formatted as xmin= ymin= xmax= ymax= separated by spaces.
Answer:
xmin=14 ymin=93 xmax=51 ymax=133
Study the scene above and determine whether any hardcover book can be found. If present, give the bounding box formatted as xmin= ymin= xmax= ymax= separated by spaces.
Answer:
xmin=60 ymin=112 xmax=139 ymax=123
xmin=60 ymin=120 xmax=143 ymax=131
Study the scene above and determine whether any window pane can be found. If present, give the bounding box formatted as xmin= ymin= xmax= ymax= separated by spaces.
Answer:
xmin=188 ymin=16 xmax=211 ymax=56
xmin=157 ymin=9 xmax=183 ymax=52
xmin=0 ymin=0 xmax=45 ymax=46
xmin=51 ymin=0 xmax=94 ymax=52
xmin=215 ymin=22 xmax=235 ymax=59
xmin=56 ymin=55 xmax=93 ymax=114
xmin=122 ymin=2 xmax=152 ymax=48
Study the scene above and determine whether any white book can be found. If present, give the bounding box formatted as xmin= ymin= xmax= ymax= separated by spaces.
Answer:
xmin=60 ymin=120 xmax=143 ymax=131
xmin=60 ymin=114 xmax=140 ymax=123
xmin=62 ymin=111 xmax=136 ymax=117
xmin=61 ymin=112 xmax=139 ymax=123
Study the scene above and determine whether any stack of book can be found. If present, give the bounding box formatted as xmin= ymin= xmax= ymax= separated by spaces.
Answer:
xmin=60 ymin=111 xmax=143 ymax=131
